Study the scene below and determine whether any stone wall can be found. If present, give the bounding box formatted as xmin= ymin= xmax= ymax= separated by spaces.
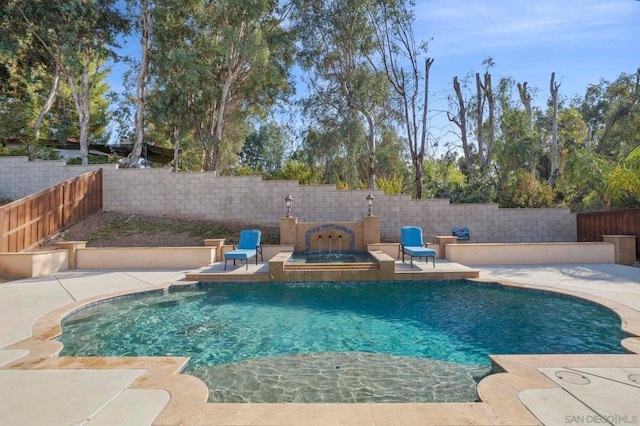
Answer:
xmin=0 ymin=157 xmax=577 ymax=243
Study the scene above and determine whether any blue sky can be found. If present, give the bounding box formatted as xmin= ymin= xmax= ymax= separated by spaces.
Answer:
xmin=415 ymin=2 xmax=639 ymax=105
xmin=109 ymin=0 xmax=640 ymax=150
xmin=405 ymin=0 xmax=640 ymax=150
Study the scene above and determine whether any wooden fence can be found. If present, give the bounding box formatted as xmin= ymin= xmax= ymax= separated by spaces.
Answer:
xmin=0 ymin=169 xmax=102 ymax=252
xmin=577 ymin=208 xmax=640 ymax=261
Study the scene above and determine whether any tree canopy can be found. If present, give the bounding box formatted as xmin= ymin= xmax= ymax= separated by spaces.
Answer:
xmin=1 ymin=1 xmax=638 ymax=212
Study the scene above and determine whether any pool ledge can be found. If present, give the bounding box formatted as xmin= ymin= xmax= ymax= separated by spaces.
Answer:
xmin=185 ymin=253 xmax=481 ymax=282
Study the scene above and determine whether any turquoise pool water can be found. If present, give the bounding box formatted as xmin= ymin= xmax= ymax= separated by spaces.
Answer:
xmin=288 ymin=251 xmax=376 ymax=263
xmin=60 ymin=280 xmax=626 ymax=403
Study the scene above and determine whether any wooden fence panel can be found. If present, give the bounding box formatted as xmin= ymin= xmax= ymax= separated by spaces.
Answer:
xmin=577 ymin=208 xmax=640 ymax=261
xmin=0 ymin=169 xmax=102 ymax=252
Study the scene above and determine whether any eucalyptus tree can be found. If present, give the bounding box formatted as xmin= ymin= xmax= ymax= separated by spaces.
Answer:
xmin=448 ymin=58 xmax=497 ymax=185
xmin=123 ymin=0 xmax=153 ymax=168
xmin=369 ymin=0 xmax=433 ymax=198
xmin=548 ymin=72 xmax=561 ymax=185
xmin=516 ymin=80 xmax=538 ymax=178
xmin=294 ymin=0 xmax=394 ymax=189
xmin=150 ymin=0 xmax=295 ymax=174
xmin=0 ymin=33 xmax=41 ymax=150
xmin=240 ymin=121 xmax=288 ymax=175
xmin=447 ymin=76 xmax=472 ymax=176
xmin=5 ymin=0 xmax=129 ymax=164
xmin=0 ymin=8 xmax=60 ymax=154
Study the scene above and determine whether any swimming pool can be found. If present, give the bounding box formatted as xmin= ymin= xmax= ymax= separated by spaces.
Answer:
xmin=59 ymin=280 xmax=627 ymax=403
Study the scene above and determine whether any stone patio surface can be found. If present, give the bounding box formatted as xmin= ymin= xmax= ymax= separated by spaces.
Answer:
xmin=0 ymin=262 xmax=639 ymax=425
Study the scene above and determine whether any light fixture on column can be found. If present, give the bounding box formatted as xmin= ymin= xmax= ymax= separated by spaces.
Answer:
xmin=366 ymin=192 xmax=375 ymax=216
xmin=285 ymin=194 xmax=294 ymax=217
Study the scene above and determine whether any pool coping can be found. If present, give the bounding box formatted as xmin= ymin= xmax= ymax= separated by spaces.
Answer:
xmin=2 ymin=268 xmax=640 ymax=425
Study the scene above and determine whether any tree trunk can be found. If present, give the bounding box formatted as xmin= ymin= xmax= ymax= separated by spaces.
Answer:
xmin=70 ymin=50 xmax=92 ymax=165
xmin=517 ymin=81 xmax=535 ymax=179
xmin=126 ymin=0 xmax=151 ymax=168
xmin=65 ymin=49 xmax=93 ymax=165
xmin=482 ymin=72 xmax=494 ymax=172
xmin=364 ymin=111 xmax=376 ymax=190
xmin=448 ymin=76 xmax=471 ymax=176
xmin=414 ymin=57 xmax=434 ymax=200
xmin=34 ymin=63 xmax=60 ymax=144
xmin=549 ymin=72 xmax=560 ymax=185
xmin=208 ymin=73 xmax=234 ymax=175
xmin=172 ymin=124 xmax=180 ymax=172
xmin=475 ymin=72 xmax=484 ymax=168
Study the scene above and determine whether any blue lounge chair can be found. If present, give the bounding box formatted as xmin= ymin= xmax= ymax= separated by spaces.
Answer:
xmin=224 ymin=230 xmax=263 ymax=270
xmin=399 ymin=226 xmax=437 ymax=268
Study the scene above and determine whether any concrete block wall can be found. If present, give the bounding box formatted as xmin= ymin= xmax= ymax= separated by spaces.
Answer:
xmin=0 ymin=157 xmax=577 ymax=243
xmin=0 ymin=156 xmax=105 ymax=200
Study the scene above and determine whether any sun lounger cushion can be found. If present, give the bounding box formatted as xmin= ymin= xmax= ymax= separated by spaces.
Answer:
xmin=224 ymin=249 xmax=258 ymax=260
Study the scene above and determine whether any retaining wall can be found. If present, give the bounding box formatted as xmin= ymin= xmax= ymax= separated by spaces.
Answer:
xmin=0 ymin=157 xmax=577 ymax=243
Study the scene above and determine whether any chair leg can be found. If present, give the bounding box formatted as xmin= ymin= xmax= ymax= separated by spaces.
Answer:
xmin=224 ymin=258 xmax=227 ymax=271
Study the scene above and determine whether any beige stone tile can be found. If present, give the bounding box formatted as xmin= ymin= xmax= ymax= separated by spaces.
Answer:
xmin=569 ymin=367 xmax=640 ymax=387
xmin=311 ymin=404 xmax=376 ymax=425
xmin=0 ymin=349 xmax=29 ymax=367
xmin=539 ymin=367 xmax=640 ymax=420
xmin=156 ymin=403 xmax=241 ymax=426
xmin=371 ymin=402 xmax=493 ymax=426
xmin=86 ymin=388 xmax=169 ymax=426
xmin=0 ymin=369 xmax=146 ymax=426
xmin=519 ymin=387 xmax=593 ymax=426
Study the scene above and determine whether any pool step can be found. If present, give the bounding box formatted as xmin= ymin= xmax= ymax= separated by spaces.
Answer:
xmin=284 ymin=263 xmax=379 ymax=271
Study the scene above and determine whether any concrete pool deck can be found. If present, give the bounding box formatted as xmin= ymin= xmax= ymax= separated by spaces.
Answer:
xmin=0 ymin=263 xmax=639 ymax=425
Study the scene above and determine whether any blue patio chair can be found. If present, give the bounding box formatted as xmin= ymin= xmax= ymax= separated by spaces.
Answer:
xmin=224 ymin=230 xmax=263 ymax=270
xmin=399 ymin=226 xmax=437 ymax=268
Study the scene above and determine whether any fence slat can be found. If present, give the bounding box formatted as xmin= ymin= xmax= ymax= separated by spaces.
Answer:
xmin=0 ymin=169 xmax=103 ymax=252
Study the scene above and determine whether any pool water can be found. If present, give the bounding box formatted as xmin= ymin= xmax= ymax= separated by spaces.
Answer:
xmin=288 ymin=251 xmax=376 ymax=263
xmin=60 ymin=280 xmax=626 ymax=403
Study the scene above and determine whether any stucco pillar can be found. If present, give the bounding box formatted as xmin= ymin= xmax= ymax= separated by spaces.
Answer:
xmin=203 ymin=238 xmax=225 ymax=262
xmin=362 ymin=215 xmax=380 ymax=246
xmin=434 ymin=236 xmax=458 ymax=259
xmin=280 ymin=216 xmax=298 ymax=247
xmin=56 ymin=241 xmax=87 ymax=269
xmin=602 ymin=235 xmax=637 ymax=265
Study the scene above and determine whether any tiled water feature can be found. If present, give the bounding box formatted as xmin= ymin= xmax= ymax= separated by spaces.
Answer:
xmin=269 ymin=215 xmax=396 ymax=282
